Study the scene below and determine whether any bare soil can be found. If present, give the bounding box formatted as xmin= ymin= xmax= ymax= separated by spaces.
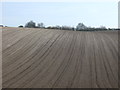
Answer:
xmin=2 ymin=27 xmax=118 ymax=88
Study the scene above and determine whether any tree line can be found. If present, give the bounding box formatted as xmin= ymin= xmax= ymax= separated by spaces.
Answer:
xmin=18 ymin=20 xmax=119 ymax=31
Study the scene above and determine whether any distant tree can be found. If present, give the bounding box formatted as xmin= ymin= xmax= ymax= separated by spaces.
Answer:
xmin=76 ymin=23 xmax=87 ymax=31
xmin=99 ymin=25 xmax=107 ymax=30
xmin=46 ymin=26 xmax=52 ymax=29
xmin=72 ymin=27 xmax=75 ymax=31
xmin=0 ymin=25 xmax=3 ymax=27
xmin=37 ymin=23 xmax=45 ymax=28
xmin=93 ymin=26 xmax=107 ymax=31
xmin=25 ymin=20 xmax=36 ymax=28
xmin=18 ymin=25 xmax=23 ymax=27
xmin=61 ymin=25 xmax=73 ymax=30
xmin=55 ymin=25 xmax=61 ymax=29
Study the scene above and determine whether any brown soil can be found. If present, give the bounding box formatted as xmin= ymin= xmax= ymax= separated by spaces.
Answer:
xmin=2 ymin=27 xmax=118 ymax=88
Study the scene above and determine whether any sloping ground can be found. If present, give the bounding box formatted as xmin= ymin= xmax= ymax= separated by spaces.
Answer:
xmin=2 ymin=27 xmax=118 ymax=88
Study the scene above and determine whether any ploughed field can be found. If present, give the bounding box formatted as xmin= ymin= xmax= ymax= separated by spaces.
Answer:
xmin=2 ymin=27 xmax=118 ymax=88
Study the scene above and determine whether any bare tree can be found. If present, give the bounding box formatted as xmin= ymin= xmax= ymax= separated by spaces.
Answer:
xmin=76 ymin=23 xmax=87 ymax=31
xmin=25 ymin=20 xmax=36 ymax=28
xmin=37 ymin=23 xmax=45 ymax=28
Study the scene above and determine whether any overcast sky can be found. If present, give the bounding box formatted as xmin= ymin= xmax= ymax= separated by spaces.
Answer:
xmin=2 ymin=1 xmax=118 ymax=28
